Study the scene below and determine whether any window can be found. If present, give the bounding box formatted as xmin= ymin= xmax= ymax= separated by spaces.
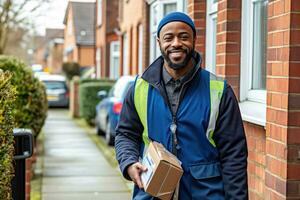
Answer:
xmin=241 ymin=0 xmax=267 ymax=103
xmin=110 ymin=41 xmax=120 ymax=79
xmin=123 ymin=33 xmax=129 ymax=75
xmin=205 ymin=0 xmax=218 ymax=74
xmin=96 ymin=47 xmax=101 ymax=78
xmin=97 ymin=0 xmax=102 ymax=26
xmin=240 ymin=0 xmax=268 ymax=126
xmin=138 ymin=24 xmax=143 ymax=74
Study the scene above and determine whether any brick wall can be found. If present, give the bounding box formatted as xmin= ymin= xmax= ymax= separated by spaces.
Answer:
xmin=266 ymin=0 xmax=300 ymax=199
xmin=187 ymin=0 xmax=206 ymax=66
xmin=187 ymin=0 xmax=300 ymax=199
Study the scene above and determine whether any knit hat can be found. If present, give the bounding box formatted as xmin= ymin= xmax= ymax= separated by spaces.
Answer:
xmin=157 ymin=12 xmax=196 ymax=37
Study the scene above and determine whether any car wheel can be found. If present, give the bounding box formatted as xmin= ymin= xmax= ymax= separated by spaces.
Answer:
xmin=96 ymin=124 xmax=104 ymax=136
xmin=105 ymin=120 xmax=114 ymax=146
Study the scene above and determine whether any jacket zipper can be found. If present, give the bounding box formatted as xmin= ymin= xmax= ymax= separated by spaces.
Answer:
xmin=147 ymin=64 xmax=201 ymax=154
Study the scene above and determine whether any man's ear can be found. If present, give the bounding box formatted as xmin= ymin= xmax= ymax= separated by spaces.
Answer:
xmin=156 ymin=37 xmax=160 ymax=45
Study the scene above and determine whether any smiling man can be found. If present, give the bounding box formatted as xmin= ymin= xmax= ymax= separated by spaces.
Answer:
xmin=115 ymin=12 xmax=248 ymax=200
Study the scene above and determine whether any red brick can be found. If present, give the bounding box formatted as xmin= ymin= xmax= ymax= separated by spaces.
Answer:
xmin=287 ymin=127 xmax=300 ymax=144
xmin=287 ymin=181 xmax=300 ymax=197
xmin=266 ymin=171 xmax=287 ymax=196
xmin=287 ymin=146 xmax=300 ymax=162
xmin=289 ymin=94 xmax=300 ymax=110
xmin=273 ymin=0 xmax=285 ymax=16
xmin=291 ymin=12 xmax=300 ymax=29
xmin=266 ymin=123 xmax=287 ymax=143
xmin=290 ymin=47 xmax=300 ymax=62
xmin=267 ymin=77 xmax=289 ymax=93
xmin=291 ymin=0 xmax=300 ymax=12
xmin=272 ymin=31 xmax=284 ymax=46
xmin=290 ymin=30 xmax=300 ymax=45
xmin=288 ymin=111 xmax=300 ymax=126
xmin=266 ymin=139 xmax=287 ymax=160
xmin=287 ymin=163 xmax=300 ymax=180
xmin=289 ymin=62 xmax=300 ymax=77
xmin=266 ymin=156 xmax=287 ymax=179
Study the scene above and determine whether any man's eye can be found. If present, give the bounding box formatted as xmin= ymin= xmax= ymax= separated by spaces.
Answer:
xmin=164 ymin=37 xmax=172 ymax=41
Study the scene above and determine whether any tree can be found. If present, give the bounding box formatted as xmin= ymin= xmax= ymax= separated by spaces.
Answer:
xmin=0 ymin=0 xmax=49 ymax=54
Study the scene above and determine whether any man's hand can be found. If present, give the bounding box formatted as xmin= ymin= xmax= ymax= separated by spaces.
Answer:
xmin=127 ymin=162 xmax=148 ymax=189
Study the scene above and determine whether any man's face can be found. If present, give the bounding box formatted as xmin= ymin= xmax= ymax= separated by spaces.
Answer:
xmin=157 ymin=21 xmax=195 ymax=70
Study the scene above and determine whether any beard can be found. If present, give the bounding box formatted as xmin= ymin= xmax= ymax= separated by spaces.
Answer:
xmin=160 ymin=46 xmax=194 ymax=70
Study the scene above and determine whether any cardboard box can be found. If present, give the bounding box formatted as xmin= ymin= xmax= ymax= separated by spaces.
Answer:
xmin=141 ymin=141 xmax=183 ymax=200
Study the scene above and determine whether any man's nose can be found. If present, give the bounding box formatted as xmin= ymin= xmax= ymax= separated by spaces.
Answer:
xmin=171 ymin=37 xmax=182 ymax=48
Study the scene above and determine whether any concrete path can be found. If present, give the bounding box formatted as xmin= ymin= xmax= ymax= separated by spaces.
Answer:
xmin=41 ymin=109 xmax=131 ymax=200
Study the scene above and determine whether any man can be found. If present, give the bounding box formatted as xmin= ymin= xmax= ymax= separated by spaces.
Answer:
xmin=115 ymin=12 xmax=248 ymax=200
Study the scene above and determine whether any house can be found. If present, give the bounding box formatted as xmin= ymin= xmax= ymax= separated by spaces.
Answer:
xmin=63 ymin=1 xmax=95 ymax=69
xmin=118 ymin=0 xmax=148 ymax=76
xmin=45 ymin=28 xmax=64 ymax=74
xmin=116 ymin=0 xmax=300 ymax=199
xmin=95 ymin=0 xmax=119 ymax=79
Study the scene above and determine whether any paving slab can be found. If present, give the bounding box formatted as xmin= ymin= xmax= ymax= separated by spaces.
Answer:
xmin=41 ymin=109 xmax=131 ymax=200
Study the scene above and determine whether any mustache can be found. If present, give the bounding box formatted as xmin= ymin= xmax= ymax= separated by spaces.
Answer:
xmin=167 ymin=48 xmax=188 ymax=54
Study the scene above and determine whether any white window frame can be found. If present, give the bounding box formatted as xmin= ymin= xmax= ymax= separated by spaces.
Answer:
xmin=97 ymin=0 xmax=102 ymax=26
xmin=205 ymin=0 xmax=218 ymax=74
xmin=240 ymin=0 xmax=268 ymax=126
xmin=123 ymin=33 xmax=129 ymax=75
xmin=149 ymin=0 xmax=187 ymax=63
xmin=96 ymin=47 xmax=101 ymax=78
xmin=138 ymin=24 xmax=143 ymax=74
xmin=110 ymin=41 xmax=120 ymax=79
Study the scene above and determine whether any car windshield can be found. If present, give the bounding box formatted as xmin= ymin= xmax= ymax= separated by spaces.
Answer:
xmin=112 ymin=80 xmax=134 ymax=98
xmin=44 ymin=81 xmax=66 ymax=90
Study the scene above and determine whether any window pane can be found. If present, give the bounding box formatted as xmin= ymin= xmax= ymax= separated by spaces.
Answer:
xmin=164 ymin=3 xmax=177 ymax=16
xmin=213 ymin=0 xmax=218 ymax=3
xmin=252 ymin=0 xmax=267 ymax=90
xmin=182 ymin=0 xmax=188 ymax=13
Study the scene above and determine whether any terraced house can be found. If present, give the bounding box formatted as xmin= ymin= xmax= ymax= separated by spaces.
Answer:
xmin=63 ymin=1 xmax=95 ymax=69
xmin=95 ymin=0 xmax=300 ymax=199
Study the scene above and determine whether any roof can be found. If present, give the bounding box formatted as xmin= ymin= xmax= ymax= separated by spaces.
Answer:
xmin=63 ymin=2 xmax=95 ymax=46
xmin=45 ymin=28 xmax=64 ymax=42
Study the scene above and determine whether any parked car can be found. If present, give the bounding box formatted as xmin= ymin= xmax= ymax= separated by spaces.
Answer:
xmin=38 ymin=74 xmax=69 ymax=107
xmin=95 ymin=76 xmax=135 ymax=145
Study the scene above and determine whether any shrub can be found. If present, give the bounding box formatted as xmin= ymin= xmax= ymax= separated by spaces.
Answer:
xmin=62 ymin=62 xmax=81 ymax=80
xmin=0 ymin=56 xmax=48 ymax=138
xmin=0 ymin=71 xmax=16 ymax=199
xmin=79 ymin=81 xmax=114 ymax=124
xmin=79 ymin=78 xmax=115 ymax=84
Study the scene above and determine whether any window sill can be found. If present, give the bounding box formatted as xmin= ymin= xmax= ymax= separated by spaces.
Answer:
xmin=239 ymin=101 xmax=266 ymax=127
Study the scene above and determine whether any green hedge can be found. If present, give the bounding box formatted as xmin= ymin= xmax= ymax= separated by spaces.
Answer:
xmin=79 ymin=78 xmax=115 ymax=84
xmin=0 ymin=56 xmax=48 ymax=138
xmin=0 ymin=71 xmax=16 ymax=199
xmin=79 ymin=81 xmax=114 ymax=124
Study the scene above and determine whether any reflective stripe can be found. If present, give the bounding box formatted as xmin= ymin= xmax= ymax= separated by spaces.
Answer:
xmin=134 ymin=77 xmax=150 ymax=146
xmin=134 ymin=74 xmax=224 ymax=148
xmin=206 ymin=74 xmax=225 ymax=147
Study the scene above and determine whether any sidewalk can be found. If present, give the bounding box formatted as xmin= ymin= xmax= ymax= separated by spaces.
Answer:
xmin=41 ymin=109 xmax=131 ymax=200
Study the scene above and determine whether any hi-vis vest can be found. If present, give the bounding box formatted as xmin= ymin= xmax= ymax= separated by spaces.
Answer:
xmin=134 ymin=70 xmax=224 ymax=149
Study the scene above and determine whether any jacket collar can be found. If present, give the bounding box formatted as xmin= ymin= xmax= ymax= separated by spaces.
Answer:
xmin=141 ymin=51 xmax=202 ymax=86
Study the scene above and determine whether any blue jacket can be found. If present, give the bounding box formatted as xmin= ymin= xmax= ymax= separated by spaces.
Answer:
xmin=115 ymin=53 xmax=248 ymax=200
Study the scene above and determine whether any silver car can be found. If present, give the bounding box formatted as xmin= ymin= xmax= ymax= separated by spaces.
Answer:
xmin=38 ymin=74 xmax=69 ymax=107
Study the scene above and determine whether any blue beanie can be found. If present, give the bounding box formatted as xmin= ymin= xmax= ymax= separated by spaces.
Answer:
xmin=157 ymin=12 xmax=196 ymax=37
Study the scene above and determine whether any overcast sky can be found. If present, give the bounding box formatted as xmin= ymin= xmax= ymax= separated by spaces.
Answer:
xmin=34 ymin=0 xmax=95 ymax=35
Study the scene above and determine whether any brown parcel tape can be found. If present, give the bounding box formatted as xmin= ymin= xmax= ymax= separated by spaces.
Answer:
xmin=141 ymin=141 xmax=183 ymax=200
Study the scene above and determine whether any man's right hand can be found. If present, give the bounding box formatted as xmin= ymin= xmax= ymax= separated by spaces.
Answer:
xmin=127 ymin=162 xmax=148 ymax=189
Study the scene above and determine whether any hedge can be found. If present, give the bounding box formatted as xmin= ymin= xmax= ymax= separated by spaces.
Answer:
xmin=0 ymin=56 xmax=48 ymax=138
xmin=79 ymin=81 xmax=114 ymax=124
xmin=79 ymin=78 xmax=115 ymax=84
xmin=0 ymin=71 xmax=16 ymax=199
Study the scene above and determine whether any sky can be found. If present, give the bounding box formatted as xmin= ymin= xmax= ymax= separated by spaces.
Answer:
xmin=34 ymin=0 xmax=95 ymax=35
